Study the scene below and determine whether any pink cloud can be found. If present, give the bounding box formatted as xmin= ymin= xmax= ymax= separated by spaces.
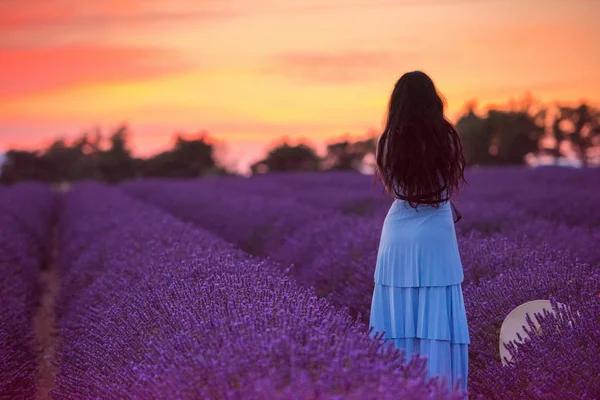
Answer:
xmin=0 ymin=44 xmax=193 ymax=97
xmin=0 ymin=0 xmax=235 ymax=34
xmin=264 ymin=50 xmax=418 ymax=84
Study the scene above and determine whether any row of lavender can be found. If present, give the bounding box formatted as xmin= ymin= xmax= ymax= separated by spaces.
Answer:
xmin=143 ymin=167 xmax=600 ymax=228
xmin=121 ymin=168 xmax=600 ymax=398
xmin=120 ymin=172 xmax=600 ymax=313
xmin=52 ymin=182 xmax=462 ymax=399
xmin=125 ymin=168 xmax=600 ymax=264
xmin=0 ymin=183 xmax=57 ymax=399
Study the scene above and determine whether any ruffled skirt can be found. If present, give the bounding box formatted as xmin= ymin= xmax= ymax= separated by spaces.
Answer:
xmin=369 ymin=200 xmax=470 ymax=393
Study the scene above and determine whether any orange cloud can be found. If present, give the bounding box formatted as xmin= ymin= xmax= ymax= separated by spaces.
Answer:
xmin=264 ymin=51 xmax=416 ymax=84
xmin=0 ymin=45 xmax=193 ymax=98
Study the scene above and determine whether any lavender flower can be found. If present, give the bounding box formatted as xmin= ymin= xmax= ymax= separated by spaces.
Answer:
xmin=0 ymin=183 xmax=56 ymax=399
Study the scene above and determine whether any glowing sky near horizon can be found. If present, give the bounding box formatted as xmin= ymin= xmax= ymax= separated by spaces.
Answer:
xmin=1 ymin=0 xmax=599 ymax=170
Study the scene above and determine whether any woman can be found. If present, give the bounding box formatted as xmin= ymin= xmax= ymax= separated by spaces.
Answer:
xmin=369 ymin=71 xmax=470 ymax=393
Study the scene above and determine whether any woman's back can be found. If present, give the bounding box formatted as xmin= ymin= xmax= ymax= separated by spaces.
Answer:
xmin=375 ymin=199 xmax=465 ymax=288
xmin=369 ymin=71 xmax=470 ymax=396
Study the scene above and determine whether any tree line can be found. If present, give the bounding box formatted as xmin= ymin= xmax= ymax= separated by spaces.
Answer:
xmin=457 ymin=97 xmax=600 ymax=167
xmin=1 ymin=97 xmax=598 ymax=184
xmin=0 ymin=127 xmax=227 ymax=184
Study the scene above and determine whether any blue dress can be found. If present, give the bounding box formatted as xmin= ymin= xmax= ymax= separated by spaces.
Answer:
xmin=369 ymin=198 xmax=470 ymax=393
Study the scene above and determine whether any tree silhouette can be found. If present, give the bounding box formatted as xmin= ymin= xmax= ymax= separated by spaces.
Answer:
xmin=0 ymin=150 xmax=43 ymax=184
xmin=486 ymin=109 xmax=545 ymax=165
xmin=251 ymin=142 xmax=320 ymax=174
xmin=96 ymin=125 xmax=137 ymax=183
xmin=455 ymin=107 xmax=490 ymax=165
xmin=1 ymin=126 xmax=224 ymax=184
xmin=143 ymin=134 xmax=217 ymax=178
xmin=322 ymin=137 xmax=377 ymax=171
xmin=42 ymin=135 xmax=101 ymax=182
xmin=553 ymin=104 xmax=600 ymax=167
xmin=456 ymin=103 xmax=545 ymax=165
xmin=550 ymin=114 xmax=566 ymax=164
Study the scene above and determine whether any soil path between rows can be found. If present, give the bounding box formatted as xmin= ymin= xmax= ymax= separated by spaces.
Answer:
xmin=33 ymin=229 xmax=59 ymax=399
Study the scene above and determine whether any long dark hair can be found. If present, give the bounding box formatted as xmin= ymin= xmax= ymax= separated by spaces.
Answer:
xmin=375 ymin=71 xmax=466 ymax=208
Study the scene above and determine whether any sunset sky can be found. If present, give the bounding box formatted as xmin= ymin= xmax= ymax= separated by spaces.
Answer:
xmin=1 ymin=0 xmax=599 ymax=171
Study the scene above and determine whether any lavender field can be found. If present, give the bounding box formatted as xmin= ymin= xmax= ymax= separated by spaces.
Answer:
xmin=1 ymin=167 xmax=599 ymax=399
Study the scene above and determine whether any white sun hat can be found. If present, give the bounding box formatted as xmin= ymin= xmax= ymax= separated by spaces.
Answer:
xmin=499 ymin=299 xmax=567 ymax=366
